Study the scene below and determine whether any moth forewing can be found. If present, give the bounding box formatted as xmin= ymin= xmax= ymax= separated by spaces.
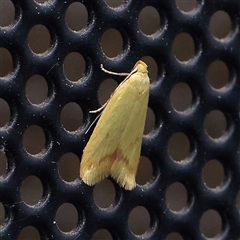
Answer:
xmin=80 ymin=60 xmax=150 ymax=190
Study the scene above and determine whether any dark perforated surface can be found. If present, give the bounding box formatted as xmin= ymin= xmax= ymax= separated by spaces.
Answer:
xmin=1 ymin=0 xmax=240 ymax=239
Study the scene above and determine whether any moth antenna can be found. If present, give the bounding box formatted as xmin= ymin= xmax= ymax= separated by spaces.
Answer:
xmin=100 ymin=64 xmax=129 ymax=76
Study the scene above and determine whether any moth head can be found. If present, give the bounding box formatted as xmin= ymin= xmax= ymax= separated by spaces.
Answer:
xmin=134 ymin=60 xmax=148 ymax=74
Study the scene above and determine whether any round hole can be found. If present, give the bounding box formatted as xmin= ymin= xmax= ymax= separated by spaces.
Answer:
xmin=204 ymin=110 xmax=227 ymax=139
xmin=0 ymin=152 xmax=7 ymax=176
xmin=170 ymin=83 xmax=193 ymax=112
xmin=25 ymin=75 xmax=49 ymax=105
xmin=175 ymin=0 xmax=198 ymax=13
xmin=168 ymin=132 xmax=191 ymax=162
xmin=138 ymin=6 xmax=161 ymax=35
xmin=60 ymin=102 xmax=83 ymax=132
xmin=65 ymin=2 xmax=88 ymax=31
xmin=136 ymin=156 xmax=153 ymax=186
xmin=200 ymin=209 xmax=222 ymax=238
xmin=98 ymin=78 xmax=118 ymax=105
xmin=238 ymin=144 xmax=240 ymax=160
xmin=18 ymin=226 xmax=40 ymax=240
xmin=104 ymin=0 xmax=126 ymax=8
xmin=141 ymin=56 xmax=158 ymax=82
xmin=0 ymin=98 xmax=10 ymax=127
xmin=63 ymin=52 xmax=86 ymax=82
xmin=93 ymin=179 xmax=116 ymax=208
xmin=22 ymin=125 xmax=46 ymax=155
xmin=202 ymin=159 xmax=225 ymax=189
xmin=101 ymin=28 xmax=123 ymax=58
xmin=20 ymin=175 xmax=43 ymax=205
xmin=34 ymin=0 xmax=51 ymax=4
xmin=165 ymin=232 xmax=184 ymax=240
xmin=28 ymin=24 xmax=51 ymax=54
xmin=236 ymin=191 xmax=240 ymax=212
xmin=91 ymin=229 xmax=113 ymax=240
xmin=56 ymin=203 xmax=79 ymax=232
xmin=173 ymin=33 xmax=195 ymax=62
xmin=128 ymin=206 xmax=151 ymax=236
xmin=0 ymin=0 xmax=15 ymax=27
xmin=0 ymin=48 xmax=14 ymax=77
xmin=207 ymin=60 xmax=229 ymax=90
xmin=166 ymin=182 xmax=188 ymax=212
xmin=144 ymin=108 xmax=155 ymax=134
xmin=210 ymin=11 xmax=232 ymax=40
xmin=58 ymin=153 xmax=80 ymax=182
xmin=0 ymin=202 xmax=5 ymax=226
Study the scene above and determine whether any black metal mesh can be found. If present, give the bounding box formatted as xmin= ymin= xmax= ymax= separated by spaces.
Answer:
xmin=1 ymin=0 xmax=240 ymax=239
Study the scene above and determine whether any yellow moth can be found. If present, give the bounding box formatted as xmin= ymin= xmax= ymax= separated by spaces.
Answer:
xmin=80 ymin=60 xmax=150 ymax=190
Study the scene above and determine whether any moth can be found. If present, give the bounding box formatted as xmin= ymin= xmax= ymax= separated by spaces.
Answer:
xmin=80 ymin=60 xmax=150 ymax=190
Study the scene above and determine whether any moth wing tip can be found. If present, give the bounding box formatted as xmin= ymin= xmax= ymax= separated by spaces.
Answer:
xmin=111 ymin=169 xmax=137 ymax=191
xmin=80 ymin=165 xmax=110 ymax=187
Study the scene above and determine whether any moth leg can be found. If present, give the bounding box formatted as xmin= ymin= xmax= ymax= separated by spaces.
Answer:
xmin=89 ymin=102 xmax=108 ymax=113
xmin=85 ymin=112 xmax=103 ymax=134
